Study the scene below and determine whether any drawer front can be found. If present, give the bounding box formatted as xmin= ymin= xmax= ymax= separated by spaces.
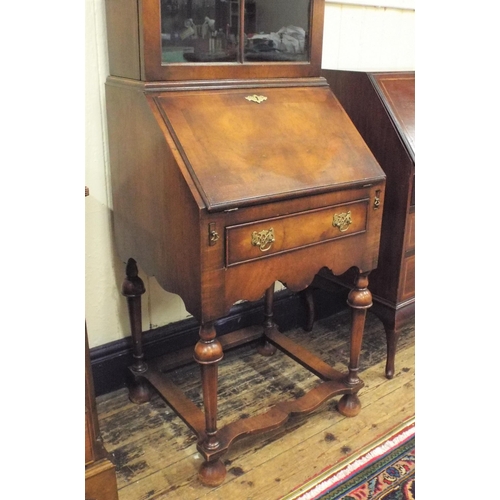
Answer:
xmin=405 ymin=209 xmax=415 ymax=254
xmin=226 ymin=199 xmax=369 ymax=267
xmin=400 ymin=254 xmax=415 ymax=301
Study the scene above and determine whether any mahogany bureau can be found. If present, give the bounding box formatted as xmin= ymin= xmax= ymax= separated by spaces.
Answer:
xmin=104 ymin=0 xmax=386 ymax=486
xmin=312 ymin=70 xmax=415 ymax=379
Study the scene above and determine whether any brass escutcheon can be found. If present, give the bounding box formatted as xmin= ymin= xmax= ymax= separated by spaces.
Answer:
xmin=251 ymin=228 xmax=275 ymax=252
xmin=208 ymin=222 xmax=219 ymax=246
xmin=245 ymin=95 xmax=268 ymax=104
xmin=332 ymin=211 xmax=352 ymax=232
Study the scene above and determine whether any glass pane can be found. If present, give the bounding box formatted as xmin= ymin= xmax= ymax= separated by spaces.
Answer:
xmin=244 ymin=0 xmax=310 ymax=62
xmin=161 ymin=0 xmax=239 ymax=63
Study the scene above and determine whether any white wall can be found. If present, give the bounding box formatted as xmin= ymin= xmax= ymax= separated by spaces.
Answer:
xmin=85 ymin=0 xmax=415 ymax=349
xmin=322 ymin=1 xmax=415 ymax=70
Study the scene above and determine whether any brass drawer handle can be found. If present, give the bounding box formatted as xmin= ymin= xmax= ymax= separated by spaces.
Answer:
xmin=332 ymin=211 xmax=352 ymax=232
xmin=251 ymin=228 xmax=275 ymax=252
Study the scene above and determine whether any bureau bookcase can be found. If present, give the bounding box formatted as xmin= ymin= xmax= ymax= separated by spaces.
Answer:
xmin=104 ymin=0 xmax=386 ymax=485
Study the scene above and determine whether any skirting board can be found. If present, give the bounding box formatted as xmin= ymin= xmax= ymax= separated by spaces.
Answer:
xmin=89 ymin=287 xmax=349 ymax=397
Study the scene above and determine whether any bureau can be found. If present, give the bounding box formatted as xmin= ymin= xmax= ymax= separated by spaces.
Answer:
xmin=104 ymin=0 xmax=386 ymax=486
xmin=315 ymin=70 xmax=415 ymax=378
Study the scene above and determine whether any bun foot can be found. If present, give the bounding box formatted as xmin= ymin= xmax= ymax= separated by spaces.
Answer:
xmin=337 ymin=393 xmax=361 ymax=417
xmin=257 ymin=340 xmax=277 ymax=356
xmin=128 ymin=378 xmax=152 ymax=404
xmin=198 ymin=459 xmax=227 ymax=486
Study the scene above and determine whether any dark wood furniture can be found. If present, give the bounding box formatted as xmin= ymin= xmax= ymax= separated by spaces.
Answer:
xmin=86 ymin=328 xmax=119 ymax=499
xmin=86 ymin=187 xmax=119 ymax=500
xmin=313 ymin=70 xmax=415 ymax=378
xmin=104 ymin=0 xmax=386 ymax=486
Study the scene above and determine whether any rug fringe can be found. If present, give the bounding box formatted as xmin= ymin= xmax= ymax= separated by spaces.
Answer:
xmin=282 ymin=415 xmax=415 ymax=500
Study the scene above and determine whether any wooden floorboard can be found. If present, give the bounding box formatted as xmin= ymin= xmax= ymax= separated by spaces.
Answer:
xmin=96 ymin=309 xmax=415 ymax=500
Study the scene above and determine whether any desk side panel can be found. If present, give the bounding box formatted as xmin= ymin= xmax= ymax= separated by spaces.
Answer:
xmin=105 ymin=83 xmax=203 ymax=318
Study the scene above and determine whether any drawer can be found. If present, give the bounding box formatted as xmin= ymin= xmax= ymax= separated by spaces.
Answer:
xmin=226 ymin=198 xmax=369 ymax=267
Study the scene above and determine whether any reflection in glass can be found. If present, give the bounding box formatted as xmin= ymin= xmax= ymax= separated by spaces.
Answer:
xmin=161 ymin=0 xmax=238 ymax=63
xmin=160 ymin=0 xmax=311 ymax=64
xmin=244 ymin=0 xmax=310 ymax=62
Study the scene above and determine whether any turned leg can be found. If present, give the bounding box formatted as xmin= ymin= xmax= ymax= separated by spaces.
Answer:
xmin=338 ymin=271 xmax=372 ymax=418
xmin=194 ymin=322 xmax=226 ymax=486
xmin=122 ymin=258 xmax=152 ymax=404
xmin=302 ymin=287 xmax=315 ymax=332
xmin=257 ymin=285 xmax=278 ymax=356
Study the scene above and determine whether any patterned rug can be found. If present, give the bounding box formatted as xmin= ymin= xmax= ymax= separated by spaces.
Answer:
xmin=282 ymin=417 xmax=415 ymax=500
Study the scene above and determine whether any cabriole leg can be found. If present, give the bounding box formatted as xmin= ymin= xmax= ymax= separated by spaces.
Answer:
xmin=122 ymin=258 xmax=151 ymax=404
xmin=338 ymin=271 xmax=372 ymax=417
xmin=194 ymin=322 xmax=226 ymax=486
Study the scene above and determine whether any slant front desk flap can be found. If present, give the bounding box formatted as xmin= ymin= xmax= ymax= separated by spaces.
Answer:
xmin=151 ymin=86 xmax=384 ymax=212
xmin=371 ymin=73 xmax=415 ymax=160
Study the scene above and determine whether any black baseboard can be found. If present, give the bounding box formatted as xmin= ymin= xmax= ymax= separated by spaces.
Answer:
xmin=90 ymin=287 xmax=348 ymax=397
